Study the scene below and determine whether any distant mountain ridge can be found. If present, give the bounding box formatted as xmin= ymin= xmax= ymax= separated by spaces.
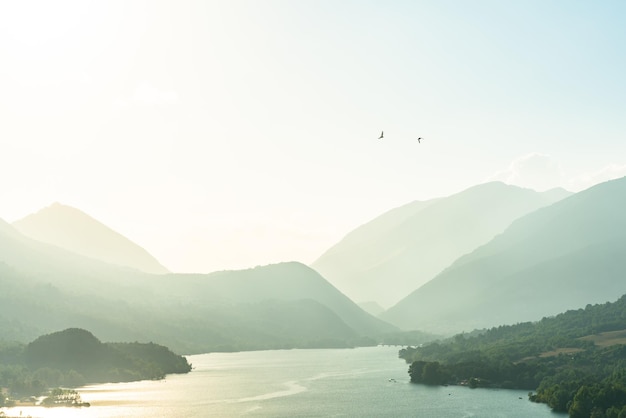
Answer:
xmin=382 ymin=176 xmax=626 ymax=334
xmin=312 ymin=182 xmax=571 ymax=308
xmin=0 ymin=216 xmax=395 ymax=352
xmin=13 ymin=202 xmax=169 ymax=274
xmin=170 ymin=262 xmax=395 ymax=337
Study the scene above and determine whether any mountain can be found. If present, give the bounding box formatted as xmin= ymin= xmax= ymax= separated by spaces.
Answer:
xmin=358 ymin=301 xmax=385 ymax=316
xmin=0 ymin=212 xmax=150 ymax=297
xmin=312 ymin=182 xmax=571 ymax=308
xmin=22 ymin=328 xmax=191 ymax=382
xmin=399 ymin=295 xmax=626 ymax=416
xmin=12 ymin=202 xmax=169 ymax=274
xmin=164 ymin=262 xmax=396 ymax=336
xmin=0 ymin=220 xmax=395 ymax=352
xmin=382 ymin=176 xmax=626 ymax=334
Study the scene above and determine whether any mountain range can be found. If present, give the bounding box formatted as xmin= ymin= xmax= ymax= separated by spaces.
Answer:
xmin=381 ymin=176 xmax=626 ymax=334
xmin=3 ymin=176 xmax=626 ymax=353
xmin=0 ymin=210 xmax=395 ymax=353
xmin=312 ymin=182 xmax=571 ymax=308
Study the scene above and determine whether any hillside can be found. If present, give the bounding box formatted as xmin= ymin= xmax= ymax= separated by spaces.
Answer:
xmin=399 ymin=295 xmax=626 ymax=416
xmin=165 ymin=262 xmax=395 ymax=336
xmin=312 ymin=182 xmax=570 ymax=308
xmin=0 ymin=217 xmax=19 ymax=237
xmin=0 ymin=213 xmax=152 ymax=298
xmin=0 ymin=220 xmax=395 ymax=352
xmin=382 ymin=176 xmax=626 ymax=333
xmin=358 ymin=301 xmax=385 ymax=316
xmin=13 ymin=202 xmax=169 ymax=274
xmin=0 ymin=328 xmax=190 ymax=398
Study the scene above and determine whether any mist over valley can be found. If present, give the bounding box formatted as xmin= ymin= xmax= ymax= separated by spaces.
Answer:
xmin=3 ymin=1 xmax=626 ymax=416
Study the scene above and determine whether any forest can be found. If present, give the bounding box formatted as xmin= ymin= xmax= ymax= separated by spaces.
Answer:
xmin=0 ymin=328 xmax=191 ymax=405
xmin=400 ymin=295 xmax=626 ymax=417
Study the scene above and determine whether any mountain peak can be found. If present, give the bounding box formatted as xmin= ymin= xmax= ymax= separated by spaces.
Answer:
xmin=13 ymin=203 xmax=169 ymax=274
xmin=312 ymin=182 xmax=571 ymax=308
xmin=381 ymin=175 xmax=626 ymax=333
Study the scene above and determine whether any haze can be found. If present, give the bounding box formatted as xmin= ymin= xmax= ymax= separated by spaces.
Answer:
xmin=2 ymin=0 xmax=626 ymax=274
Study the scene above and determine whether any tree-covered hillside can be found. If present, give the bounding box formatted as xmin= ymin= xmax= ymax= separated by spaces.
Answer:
xmin=0 ymin=328 xmax=191 ymax=400
xmin=399 ymin=295 xmax=626 ymax=417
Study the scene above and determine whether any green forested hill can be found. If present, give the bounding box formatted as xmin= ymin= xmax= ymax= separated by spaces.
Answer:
xmin=400 ymin=295 xmax=626 ymax=417
xmin=0 ymin=328 xmax=191 ymax=399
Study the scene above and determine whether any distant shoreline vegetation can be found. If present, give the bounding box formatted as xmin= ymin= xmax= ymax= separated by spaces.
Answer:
xmin=0 ymin=328 xmax=191 ymax=408
xmin=399 ymin=296 xmax=626 ymax=417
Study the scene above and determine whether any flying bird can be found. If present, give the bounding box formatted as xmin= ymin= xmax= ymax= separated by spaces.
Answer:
xmin=417 ymin=137 xmax=423 ymax=143
xmin=378 ymin=131 xmax=384 ymax=139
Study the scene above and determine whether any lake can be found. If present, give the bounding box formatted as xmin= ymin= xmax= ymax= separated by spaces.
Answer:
xmin=3 ymin=346 xmax=562 ymax=417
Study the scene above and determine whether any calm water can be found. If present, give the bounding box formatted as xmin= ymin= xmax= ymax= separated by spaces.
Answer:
xmin=4 ymin=346 xmax=562 ymax=417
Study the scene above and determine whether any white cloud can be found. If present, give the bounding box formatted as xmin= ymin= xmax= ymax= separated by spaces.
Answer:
xmin=490 ymin=154 xmax=626 ymax=193
xmin=488 ymin=153 xmax=564 ymax=192
xmin=567 ymin=164 xmax=626 ymax=192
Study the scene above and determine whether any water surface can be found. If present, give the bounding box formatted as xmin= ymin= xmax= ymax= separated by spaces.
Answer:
xmin=3 ymin=346 xmax=561 ymax=417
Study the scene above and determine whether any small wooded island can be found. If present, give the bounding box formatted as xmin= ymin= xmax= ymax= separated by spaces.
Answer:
xmin=400 ymin=295 xmax=626 ymax=417
xmin=0 ymin=328 xmax=191 ymax=408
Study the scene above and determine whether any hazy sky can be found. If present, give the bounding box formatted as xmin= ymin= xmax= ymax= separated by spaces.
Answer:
xmin=1 ymin=0 xmax=626 ymax=273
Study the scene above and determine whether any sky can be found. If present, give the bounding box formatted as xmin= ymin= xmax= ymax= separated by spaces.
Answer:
xmin=1 ymin=0 xmax=626 ymax=274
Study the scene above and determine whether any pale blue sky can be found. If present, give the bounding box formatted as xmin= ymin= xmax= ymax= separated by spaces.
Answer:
xmin=1 ymin=1 xmax=625 ymax=273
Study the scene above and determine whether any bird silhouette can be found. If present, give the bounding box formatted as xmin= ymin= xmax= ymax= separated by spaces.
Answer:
xmin=378 ymin=131 xmax=384 ymax=139
xmin=417 ymin=137 xmax=423 ymax=143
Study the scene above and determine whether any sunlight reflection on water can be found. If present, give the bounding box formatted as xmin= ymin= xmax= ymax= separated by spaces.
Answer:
xmin=2 ymin=346 xmax=562 ymax=418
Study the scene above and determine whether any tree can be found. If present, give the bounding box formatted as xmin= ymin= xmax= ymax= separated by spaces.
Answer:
xmin=422 ymin=362 xmax=449 ymax=385
xmin=547 ymin=386 xmax=571 ymax=412
xmin=569 ymin=386 xmax=594 ymax=418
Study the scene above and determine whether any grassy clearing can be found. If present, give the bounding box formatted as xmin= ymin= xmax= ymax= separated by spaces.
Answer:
xmin=530 ymin=329 xmax=626 ymax=359
xmin=579 ymin=329 xmax=626 ymax=347
xmin=538 ymin=347 xmax=585 ymax=358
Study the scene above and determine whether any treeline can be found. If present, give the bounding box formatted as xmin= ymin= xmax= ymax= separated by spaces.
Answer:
xmin=0 ymin=328 xmax=191 ymax=400
xmin=399 ymin=295 xmax=626 ymax=417
xmin=528 ymin=346 xmax=626 ymax=417
xmin=378 ymin=330 xmax=441 ymax=347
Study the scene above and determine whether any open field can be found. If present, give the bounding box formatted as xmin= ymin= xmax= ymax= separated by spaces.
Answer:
xmin=538 ymin=347 xmax=584 ymax=358
xmin=579 ymin=329 xmax=626 ymax=347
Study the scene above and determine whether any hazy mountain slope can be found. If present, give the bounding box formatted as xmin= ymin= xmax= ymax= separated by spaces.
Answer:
xmin=155 ymin=262 xmax=396 ymax=337
xmin=0 ymin=217 xmax=19 ymax=237
xmin=0 ymin=215 xmax=148 ymax=298
xmin=358 ymin=301 xmax=385 ymax=316
xmin=382 ymin=176 xmax=626 ymax=334
xmin=13 ymin=203 xmax=169 ymax=274
xmin=310 ymin=198 xmax=438 ymax=307
xmin=0 ymin=262 xmax=393 ymax=353
xmin=0 ymin=270 xmax=360 ymax=352
xmin=312 ymin=182 xmax=571 ymax=308
xmin=0 ymin=222 xmax=394 ymax=352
